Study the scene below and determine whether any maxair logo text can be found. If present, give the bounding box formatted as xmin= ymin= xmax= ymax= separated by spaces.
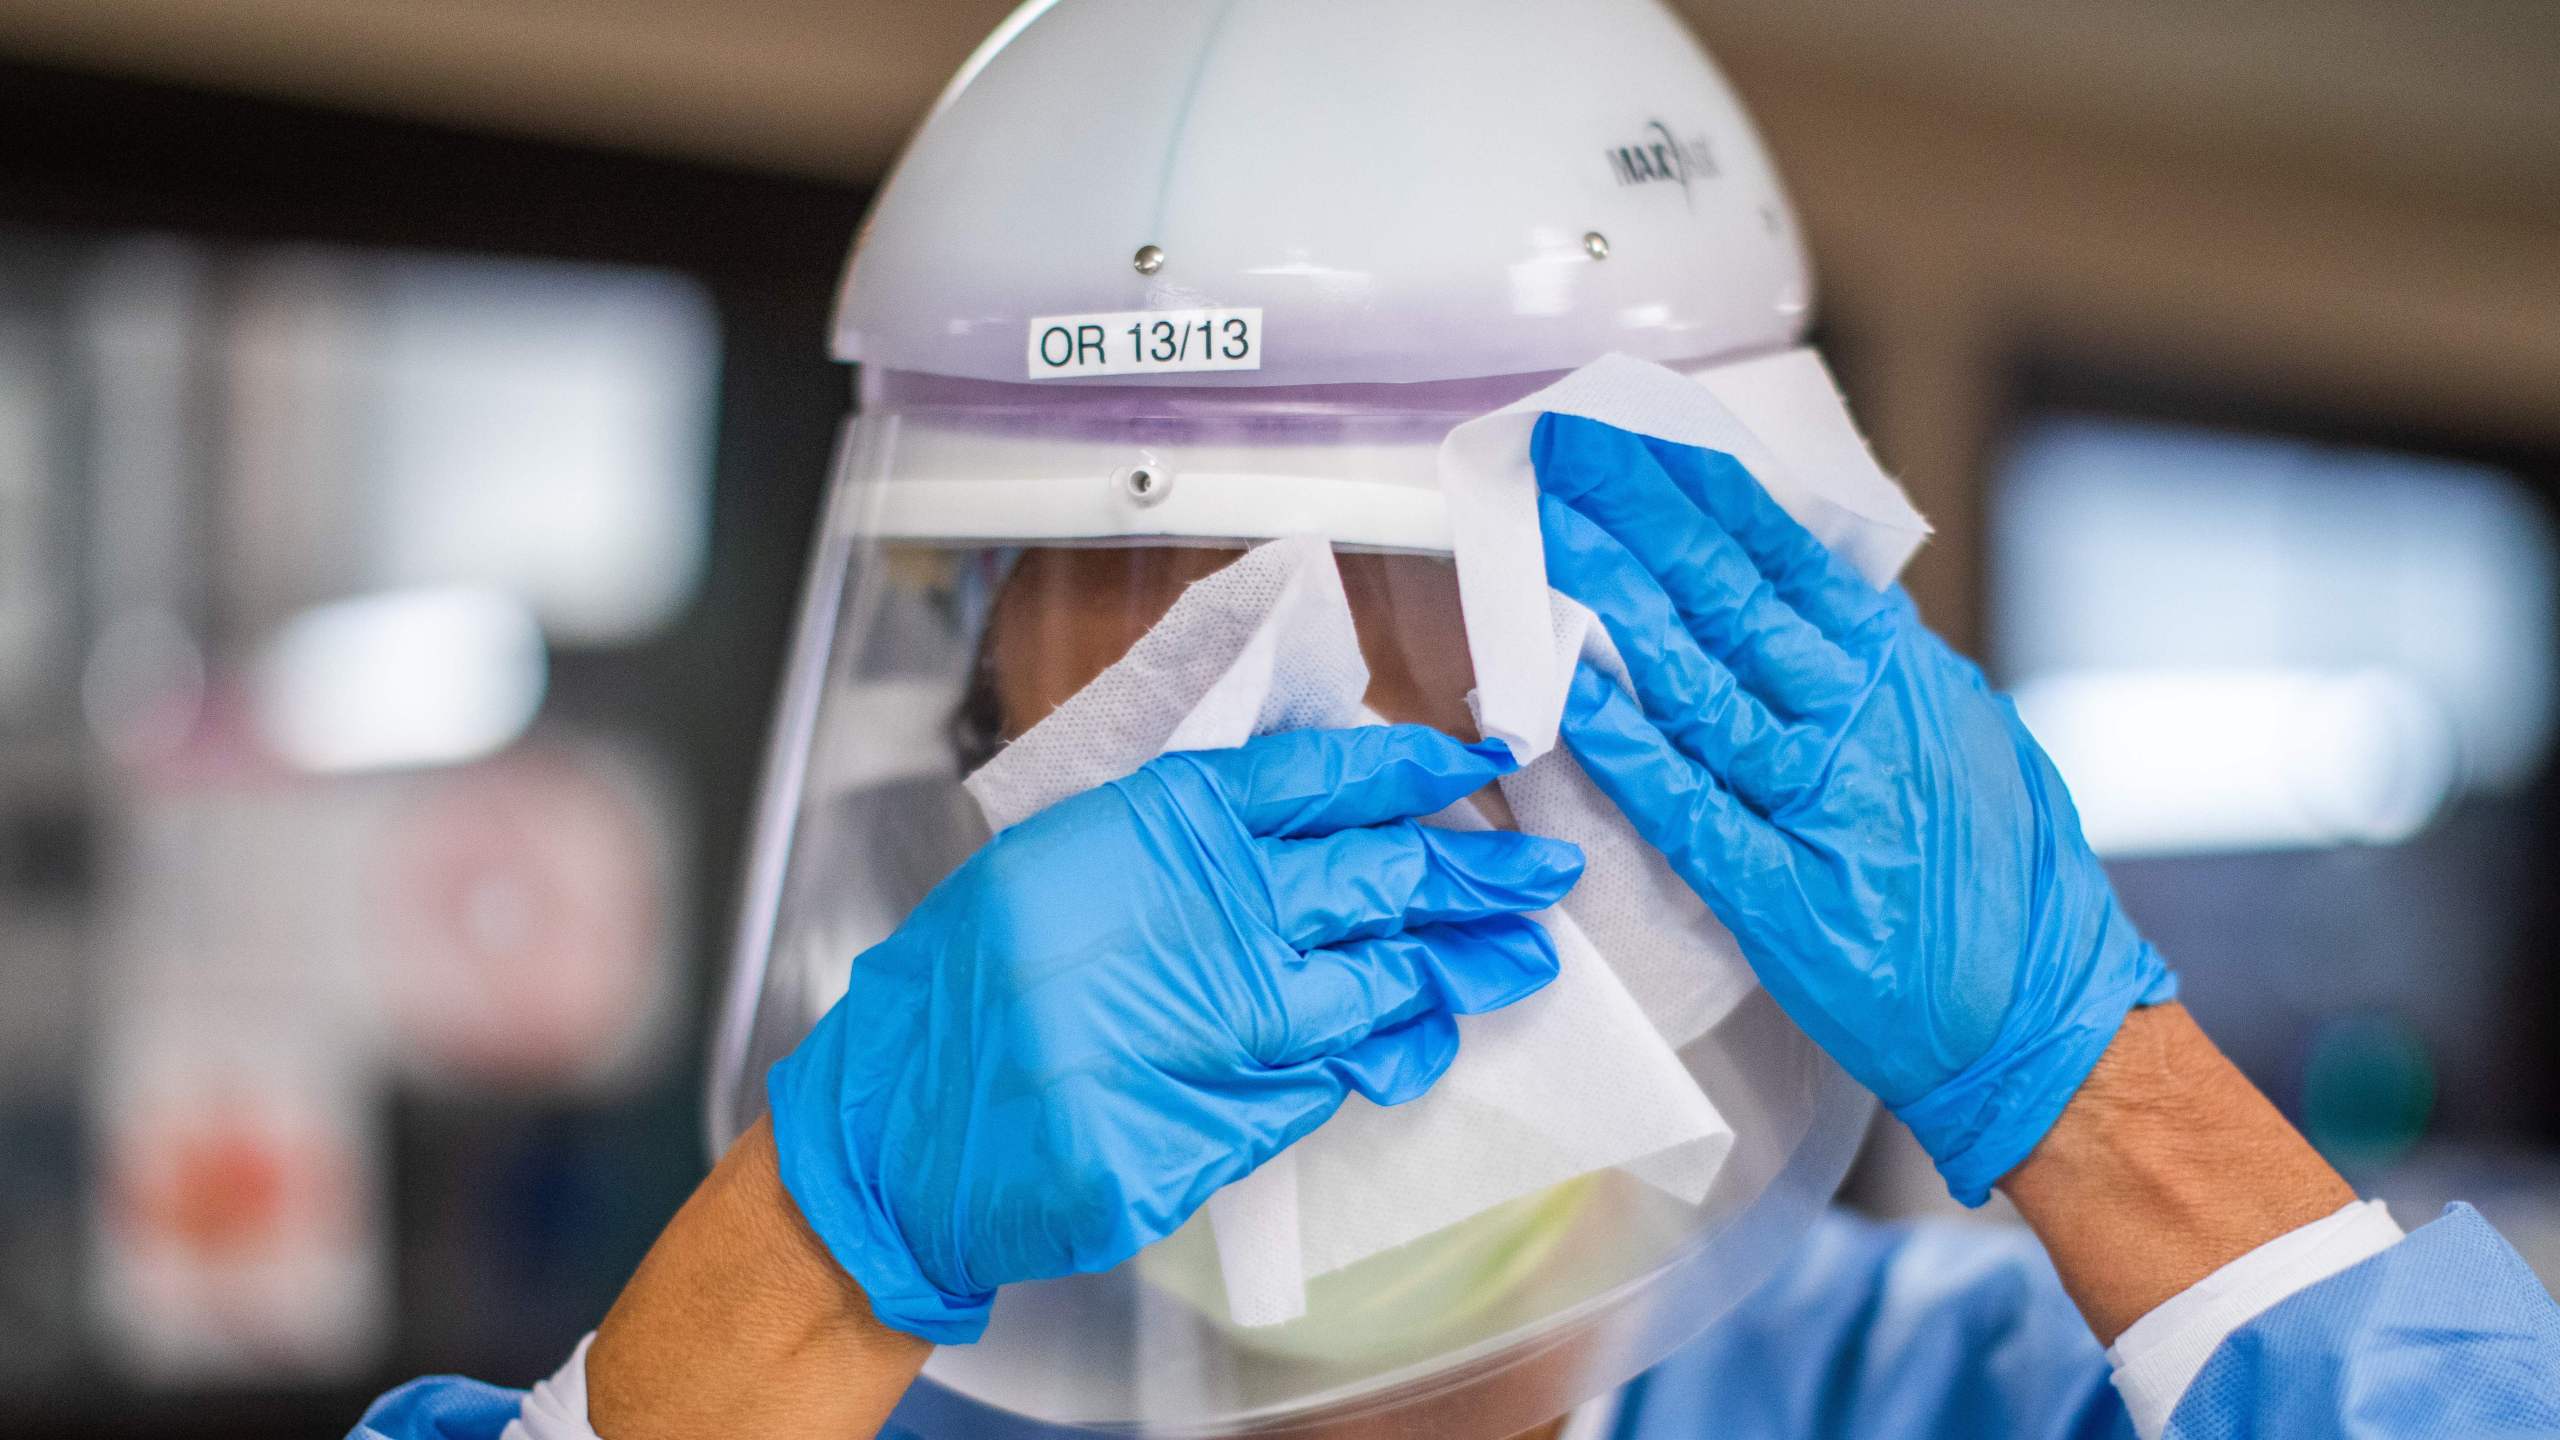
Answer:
xmin=1608 ymin=120 xmax=1719 ymax=206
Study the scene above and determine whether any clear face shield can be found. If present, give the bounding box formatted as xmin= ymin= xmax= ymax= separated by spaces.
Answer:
xmin=708 ymin=366 xmax=1877 ymax=1437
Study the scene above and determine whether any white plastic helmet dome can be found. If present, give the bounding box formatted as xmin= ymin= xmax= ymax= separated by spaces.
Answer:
xmin=836 ymin=0 xmax=1811 ymax=388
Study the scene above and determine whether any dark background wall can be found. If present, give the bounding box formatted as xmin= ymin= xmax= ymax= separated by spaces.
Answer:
xmin=0 ymin=61 xmax=863 ymax=1437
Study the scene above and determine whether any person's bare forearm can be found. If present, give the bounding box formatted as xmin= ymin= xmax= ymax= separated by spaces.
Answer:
xmin=2000 ymin=1003 xmax=2357 ymax=1343
xmin=586 ymin=1117 xmax=928 ymax=1439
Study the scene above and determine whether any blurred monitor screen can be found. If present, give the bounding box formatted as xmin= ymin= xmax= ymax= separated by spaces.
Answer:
xmin=1989 ymin=409 xmax=2559 ymax=1196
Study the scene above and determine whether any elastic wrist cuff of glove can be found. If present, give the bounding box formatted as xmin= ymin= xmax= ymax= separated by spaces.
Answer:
xmin=1894 ymin=957 xmax=2179 ymax=1207
xmin=766 ymin=1054 xmax=995 ymax=1346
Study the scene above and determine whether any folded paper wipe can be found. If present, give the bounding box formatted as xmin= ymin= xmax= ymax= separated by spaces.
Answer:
xmin=1478 ymin=350 xmax=1930 ymax=1049
xmin=966 ymin=353 xmax=1927 ymax=1328
xmin=1449 ymin=350 xmax=1928 ymax=763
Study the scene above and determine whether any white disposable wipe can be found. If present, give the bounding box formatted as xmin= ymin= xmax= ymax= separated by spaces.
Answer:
xmin=966 ymin=352 xmax=1928 ymax=1328
xmin=1450 ymin=349 xmax=1928 ymax=762
xmin=1493 ymin=593 xmax=1763 ymax=1047
xmin=1463 ymin=352 xmax=1930 ymax=1048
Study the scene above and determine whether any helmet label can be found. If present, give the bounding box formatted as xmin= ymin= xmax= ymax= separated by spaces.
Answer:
xmin=1607 ymin=120 xmax=1720 ymax=208
xmin=1027 ymin=307 xmax=1263 ymax=379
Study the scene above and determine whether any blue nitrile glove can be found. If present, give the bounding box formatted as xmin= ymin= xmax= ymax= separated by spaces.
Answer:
xmin=1531 ymin=414 xmax=2174 ymax=1206
xmin=768 ymin=725 xmax=1583 ymax=1343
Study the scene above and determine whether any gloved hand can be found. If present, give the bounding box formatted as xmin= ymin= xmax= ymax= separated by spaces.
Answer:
xmin=768 ymin=725 xmax=1583 ymax=1343
xmin=1532 ymin=414 xmax=2174 ymax=1205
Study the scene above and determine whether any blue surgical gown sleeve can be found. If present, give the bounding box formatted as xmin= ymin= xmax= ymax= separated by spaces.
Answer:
xmin=1614 ymin=1203 xmax=2560 ymax=1440
xmin=1612 ymin=1209 xmax=2133 ymax=1440
xmin=350 ymin=1374 xmax=527 ymax=1440
xmin=2165 ymin=1203 xmax=2560 ymax=1439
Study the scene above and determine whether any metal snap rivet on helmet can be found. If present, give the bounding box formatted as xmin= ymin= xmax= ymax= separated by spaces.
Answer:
xmin=1133 ymin=244 xmax=1167 ymax=275
xmin=1117 ymin=464 xmax=1171 ymax=506
xmin=1583 ymin=231 xmax=1612 ymax=260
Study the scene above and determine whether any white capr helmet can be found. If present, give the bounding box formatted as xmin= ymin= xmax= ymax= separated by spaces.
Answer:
xmin=712 ymin=2 xmax=1874 ymax=1436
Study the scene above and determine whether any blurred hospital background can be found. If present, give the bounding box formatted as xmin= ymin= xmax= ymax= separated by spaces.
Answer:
xmin=0 ymin=1 xmax=2552 ymax=1434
